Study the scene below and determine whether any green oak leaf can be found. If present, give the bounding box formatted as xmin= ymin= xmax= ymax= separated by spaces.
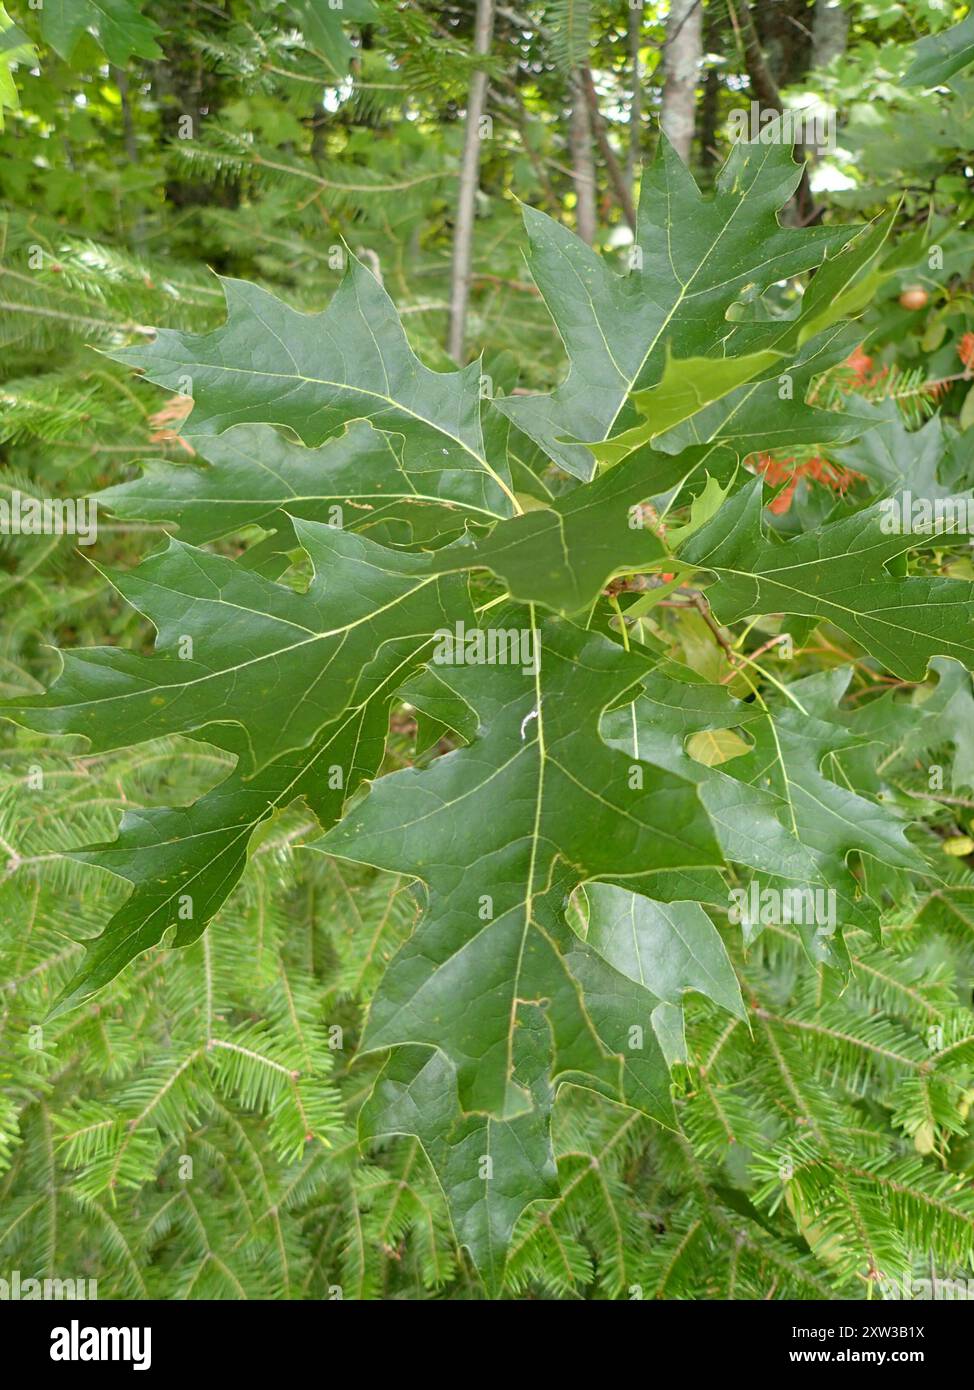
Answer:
xmin=428 ymin=444 xmax=737 ymax=616
xmin=495 ymin=130 xmax=861 ymax=479
xmin=652 ymin=322 xmax=875 ymax=455
xmin=0 ymin=5 xmax=36 ymax=130
xmin=360 ymin=1013 xmax=558 ymax=1295
xmin=397 ymin=662 xmax=482 ymax=760
xmin=109 ymin=255 xmax=516 ymax=520
xmin=96 ymin=420 xmax=499 ymax=551
xmin=39 ymin=0 xmax=162 ymax=64
xmin=50 ymin=694 xmax=394 ymax=1016
xmin=902 ymin=660 xmax=974 ymax=793
xmin=831 ymin=398 xmax=974 ymax=503
xmin=592 ymin=350 xmax=784 ymax=466
xmin=583 ymin=885 xmax=745 ymax=1021
xmin=359 ymin=871 xmax=752 ymax=1288
xmin=903 ymin=10 xmax=974 ymax=87
xmin=601 ymin=662 xmax=927 ymax=960
xmin=285 ymin=0 xmax=378 ymax=78
xmin=8 ymin=526 xmax=474 ymax=1016
xmin=594 ymin=215 xmax=893 ymax=465
xmin=678 ymin=478 xmax=974 ymax=679
xmin=3 ymin=521 xmax=468 ymax=775
xmin=663 ymin=472 xmax=735 ymax=547
xmin=848 ymin=657 xmax=974 ymax=794
xmin=310 ymin=613 xmax=728 ymax=1123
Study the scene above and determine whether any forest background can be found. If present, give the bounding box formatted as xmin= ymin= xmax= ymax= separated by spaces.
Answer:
xmin=3 ymin=0 xmax=974 ymax=1301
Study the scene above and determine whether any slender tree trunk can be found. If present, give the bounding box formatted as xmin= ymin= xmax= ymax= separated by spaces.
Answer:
xmin=698 ymin=65 xmax=720 ymax=173
xmin=698 ymin=2 xmax=723 ymax=176
xmin=113 ymin=67 xmax=146 ymax=251
xmin=727 ymin=0 xmax=815 ymax=223
xmin=580 ymin=65 xmax=636 ymax=231
xmin=446 ymin=0 xmax=495 ymax=362
xmin=753 ymin=0 xmax=813 ymax=85
xmin=625 ymin=1 xmax=642 ymax=198
xmin=660 ymin=0 xmax=702 ymax=163
xmin=811 ymin=0 xmax=849 ymax=69
xmin=569 ymin=71 xmax=597 ymax=244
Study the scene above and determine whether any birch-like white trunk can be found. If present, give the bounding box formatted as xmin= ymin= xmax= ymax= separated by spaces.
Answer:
xmin=625 ymin=2 xmax=642 ymax=198
xmin=569 ymin=71 xmax=597 ymax=245
xmin=660 ymin=0 xmax=702 ymax=163
xmin=446 ymin=0 xmax=496 ymax=361
xmin=811 ymin=0 xmax=849 ymax=69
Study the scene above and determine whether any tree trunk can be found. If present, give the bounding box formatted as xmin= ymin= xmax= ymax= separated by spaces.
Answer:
xmin=698 ymin=64 xmax=720 ymax=175
xmin=580 ymin=65 xmax=636 ymax=231
xmin=446 ymin=0 xmax=496 ymax=362
xmin=752 ymin=0 xmax=812 ymax=86
xmin=660 ymin=0 xmax=702 ymax=163
xmin=113 ymin=67 xmax=146 ymax=251
xmin=569 ymin=72 xmax=597 ymax=245
xmin=811 ymin=0 xmax=849 ymax=69
xmin=625 ymin=1 xmax=642 ymax=198
xmin=728 ymin=0 xmax=815 ymax=223
xmin=697 ymin=2 xmax=724 ymax=176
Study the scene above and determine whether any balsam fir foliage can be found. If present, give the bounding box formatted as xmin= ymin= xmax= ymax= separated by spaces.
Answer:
xmin=5 ymin=117 xmax=974 ymax=1295
xmin=4 ymin=1 xmax=974 ymax=1303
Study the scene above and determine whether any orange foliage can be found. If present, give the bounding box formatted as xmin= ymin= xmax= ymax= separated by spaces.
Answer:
xmin=749 ymin=452 xmax=866 ymax=515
